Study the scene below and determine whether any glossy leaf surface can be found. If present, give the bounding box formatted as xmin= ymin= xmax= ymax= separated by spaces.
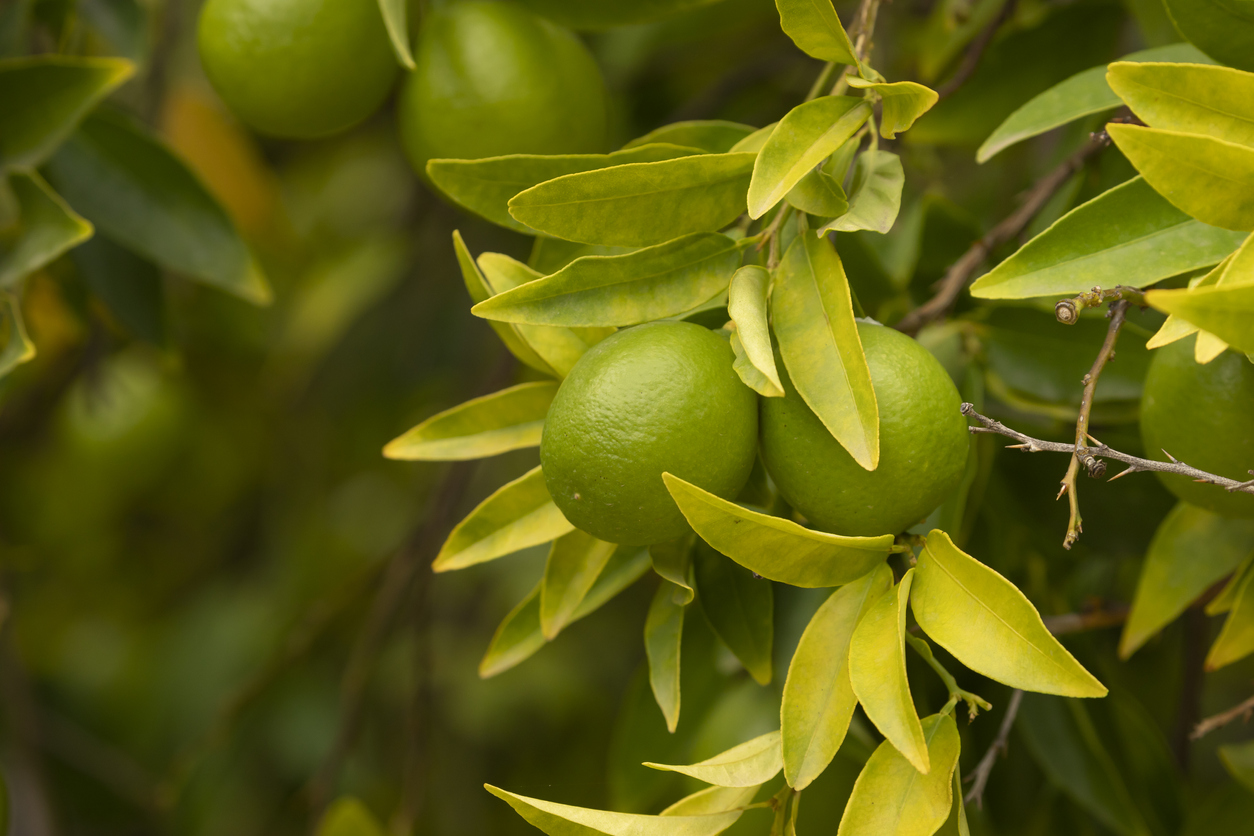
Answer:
xmin=645 ymin=730 xmax=782 ymax=787
xmin=846 ymin=78 xmax=938 ymax=139
xmin=661 ymin=785 xmax=759 ymax=816
xmin=1107 ymin=62 xmax=1254 ymax=147
xmin=486 ymin=785 xmax=743 ymax=835
xmin=1146 ymin=282 xmax=1254 ymax=354
xmin=383 ymin=381 xmax=557 ymax=461
xmin=775 ymin=0 xmax=858 ymax=65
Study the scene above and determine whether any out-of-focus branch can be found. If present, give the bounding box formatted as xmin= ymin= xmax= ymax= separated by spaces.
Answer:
xmin=964 ymin=689 xmax=1023 ymax=808
xmin=935 ymin=0 xmax=1017 ymax=100
xmin=1041 ymin=602 xmax=1128 ymax=635
xmin=1192 ymin=693 xmax=1254 ymax=740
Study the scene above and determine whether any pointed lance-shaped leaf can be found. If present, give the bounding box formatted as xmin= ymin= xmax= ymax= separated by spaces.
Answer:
xmin=727 ymin=266 xmax=783 ymax=397
xmin=663 ymin=474 xmax=893 ymax=587
xmin=1146 ymin=247 xmax=1246 ymax=349
xmin=849 ymin=569 xmax=929 ymax=773
xmin=0 ymin=170 xmax=93 ymax=290
xmin=1207 ymin=554 xmax=1254 ymax=616
xmin=624 ymin=121 xmax=758 ymax=154
xmin=645 ymin=730 xmax=783 ymax=787
xmin=541 ymin=529 xmax=618 ymax=639
xmin=1146 ymin=282 xmax=1254 ymax=355
xmin=1106 ymin=61 xmax=1254 ymax=148
xmin=0 ymin=292 xmax=37 ymax=379
xmin=845 ymin=78 xmax=939 ymax=139
xmin=434 ymin=465 xmax=574 ymax=572
xmin=1206 ymin=568 xmax=1254 ymax=671
xmin=486 ymin=785 xmax=745 ymax=836
xmin=912 ymin=530 xmax=1107 ymax=697
xmin=693 ymin=542 xmax=773 ymax=686
xmin=817 ymin=150 xmax=904 ymax=236
xmin=661 ymin=785 xmax=760 ymax=817
xmin=782 ymin=564 xmax=894 ymax=789
xmin=645 ymin=580 xmax=686 ymax=732
xmin=774 ymin=0 xmax=859 ymax=65
xmin=650 ymin=534 xmax=696 ymax=605
xmin=508 ymin=153 xmax=757 ymax=247
xmin=773 ymin=234 xmax=879 ymax=470
xmin=383 ymin=381 xmax=557 ymax=461
xmin=377 ymin=0 xmax=414 ymax=68
xmin=747 ymin=96 xmax=871 ymax=219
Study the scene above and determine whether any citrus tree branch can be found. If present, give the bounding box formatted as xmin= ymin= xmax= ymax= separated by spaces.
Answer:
xmin=964 ymin=689 xmax=1023 ymax=808
xmin=1192 ymin=693 xmax=1254 ymax=740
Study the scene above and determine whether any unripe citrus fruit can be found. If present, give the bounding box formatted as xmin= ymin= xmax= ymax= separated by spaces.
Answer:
xmin=398 ymin=1 xmax=607 ymax=173
xmin=1140 ymin=338 xmax=1254 ymax=518
xmin=760 ymin=323 xmax=968 ymax=536
xmin=540 ymin=322 xmax=758 ymax=546
xmin=198 ymin=0 xmax=397 ymax=139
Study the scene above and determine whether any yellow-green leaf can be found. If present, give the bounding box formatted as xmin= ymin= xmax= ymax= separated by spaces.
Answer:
xmin=1207 ymin=568 xmax=1254 ymax=670
xmin=624 ymin=121 xmax=758 ymax=154
xmin=645 ymin=579 xmax=686 ymax=732
xmin=730 ymin=123 xmax=777 ymax=154
xmin=1146 ymin=251 xmax=1239 ymax=349
xmin=773 ymin=234 xmax=879 ymax=470
xmin=935 ymin=768 xmax=970 ymax=836
xmin=1121 ymin=503 xmax=1254 ymax=658
xmin=663 ymin=473 xmax=893 ymax=587
xmin=0 ymin=170 xmax=92 ymax=290
xmin=486 ymin=785 xmax=743 ymax=836
xmin=846 ymin=79 xmax=938 ymax=139
xmin=541 ymin=529 xmax=618 ymax=639
xmin=661 ymin=785 xmax=760 ymax=816
xmin=781 ymin=564 xmax=893 ymax=789
xmin=434 ymin=465 xmax=574 ymax=572
xmin=645 ymin=730 xmax=782 ymax=787
xmin=1108 ymin=123 xmax=1254 ymax=231
xmin=0 ymin=291 xmax=36 ymax=379
xmin=1146 ymin=282 xmax=1254 ymax=355
xmin=1207 ymin=553 xmax=1253 ymax=616
xmin=376 ymin=0 xmax=414 ymax=69
xmin=317 ymin=797 xmax=385 ymax=836
xmin=383 ymin=381 xmax=557 ymax=461
xmin=1220 ymin=739 xmax=1254 ymax=793
xmin=849 ymin=570 xmax=928 ymax=773
xmin=650 ymin=534 xmax=696 ymax=605
xmin=693 ymin=542 xmax=773 ymax=685
xmin=1107 ymin=62 xmax=1254 ymax=148
xmin=774 ymin=0 xmax=858 ymax=65
xmin=748 ymin=96 xmax=871 ymax=219
xmin=911 ymin=530 xmax=1107 ymax=697
xmin=817 ymin=150 xmax=904 ymax=235
xmin=836 ymin=713 xmax=960 ymax=836
xmin=727 ymin=266 xmax=783 ymax=397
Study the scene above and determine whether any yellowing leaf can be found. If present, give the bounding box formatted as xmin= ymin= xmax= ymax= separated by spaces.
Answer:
xmin=645 ymin=580 xmax=686 ymax=732
xmin=836 ymin=713 xmax=960 ymax=836
xmin=1146 ymin=282 xmax=1254 ymax=355
xmin=661 ymin=785 xmax=760 ymax=816
xmin=775 ymin=0 xmax=859 ymax=65
xmin=434 ymin=465 xmax=574 ymax=572
xmin=849 ymin=570 xmax=928 ymax=773
xmin=1146 ymin=252 xmax=1238 ymax=349
xmin=1107 ymin=62 xmax=1254 ymax=148
xmin=846 ymin=79 xmax=939 ymax=139
xmin=817 ymin=150 xmax=904 ymax=236
xmin=541 ymin=529 xmax=618 ymax=639
xmin=645 ymin=730 xmax=782 ymax=787
xmin=663 ymin=473 xmax=893 ymax=587
xmin=727 ymin=266 xmax=783 ymax=397
xmin=773 ymin=234 xmax=879 ymax=470
xmin=1207 ymin=568 xmax=1254 ymax=670
xmin=911 ymin=530 xmax=1106 ymax=698
xmin=383 ymin=381 xmax=557 ymax=461
xmin=781 ymin=564 xmax=893 ymax=789
xmin=747 ymin=96 xmax=871 ymax=219
xmin=1195 ymin=330 xmax=1229 ymax=363
xmin=486 ymin=785 xmax=743 ymax=836
xmin=0 ymin=170 xmax=93 ymax=290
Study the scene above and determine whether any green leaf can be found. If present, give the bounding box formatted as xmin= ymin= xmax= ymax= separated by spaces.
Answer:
xmin=774 ymin=0 xmax=858 ymax=65
xmin=970 ymin=177 xmax=1246 ymax=299
xmin=486 ymin=785 xmax=743 ymax=836
xmin=845 ymin=79 xmax=938 ymax=139
xmin=472 ymin=234 xmax=742 ymax=327
xmin=730 ymin=124 xmax=777 ymax=154
xmin=773 ymin=234 xmax=879 ymax=470
xmin=836 ymin=713 xmax=960 ymax=836
xmin=817 ymin=150 xmax=904 ymax=235
xmin=508 ymin=153 xmax=757 ymax=247
xmin=0 ymin=55 xmax=133 ymax=170
xmin=434 ymin=465 xmax=574 ymax=572
xmin=1206 ymin=567 xmax=1254 ymax=670
xmin=747 ymin=96 xmax=872 ymax=219
xmin=45 ymin=111 xmax=270 ymax=304
xmin=781 ymin=564 xmax=893 ymax=790
xmin=377 ymin=0 xmax=414 ymax=70
xmin=785 ymin=168 xmax=848 ymax=219
xmin=383 ymin=381 xmax=557 ymax=461
xmin=646 ymin=580 xmax=686 ymax=732
xmin=1220 ymin=740 xmax=1254 ymax=793
xmin=1146 ymin=250 xmax=1240 ymax=349
xmin=849 ymin=570 xmax=928 ymax=773
xmin=70 ymin=235 xmax=166 ymax=345
xmin=976 ymin=43 xmax=1210 ymax=163
xmin=428 ymin=144 xmax=704 ymax=235
xmin=1120 ymin=503 xmax=1254 ymax=657
xmin=645 ymin=730 xmax=782 ymax=787
xmin=1146 ymin=282 xmax=1254 ymax=354
xmin=1207 ymin=553 xmax=1253 ymax=616
xmin=625 ymin=122 xmax=758 ymax=154
xmin=727 ymin=266 xmax=783 ymax=397
xmin=693 ymin=542 xmax=773 ymax=686
xmin=0 ymin=292 xmax=35 ymax=379
xmin=317 ymin=797 xmax=385 ymax=836
xmin=660 ymin=785 xmax=759 ymax=816
xmin=1108 ymin=123 xmax=1254 ymax=231
xmin=0 ymin=171 xmax=92 ymax=289
xmin=541 ymin=529 xmax=618 ymax=639
xmin=650 ymin=534 xmax=696 ymax=605
xmin=935 ymin=768 xmax=970 ymax=836
xmin=1108 ymin=62 xmax=1254 ymax=148
xmin=480 ymin=547 xmax=650 ymax=677
xmin=663 ymin=473 xmax=894 ymax=587
xmin=1163 ymin=0 xmax=1254 ymax=73
xmin=912 ymin=530 xmax=1107 ymax=698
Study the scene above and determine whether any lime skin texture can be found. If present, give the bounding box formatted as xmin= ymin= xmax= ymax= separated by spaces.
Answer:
xmin=398 ymin=1 xmax=608 ymax=172
xmin=760 ymin=322 xmax=969 ymax=537
xmin=198 ymin=0 xmax=398 ymax=139
xmin=541 ymin=321 xmax=759 ymax=546
xmin=1140 ymin=338 xmax=1254 ymax=518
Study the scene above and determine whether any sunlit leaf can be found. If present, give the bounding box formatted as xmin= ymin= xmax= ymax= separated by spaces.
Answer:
xmin=509 ymin=153 xmax=757 ymax=247
xmin=836 ymin=713 xmax=959 ymax=836
xmin=1206 ymin=568 xmax=1254 ymax=670
xmin=693 ymin=542 xmax=773 ymax=685
xmin=817 ymin=150 xmax=903 ymax=235
xmin=747 ymin=96 xmax=871 ymax=219
xmin=434 ymin=465 xmax=574 ymax=572
xmin=1121 ymin=503 xmax=1254 ymax=657
xmin=849 ymin=570 xmax=928 ymax=773
xmin=1146 ymin=250 xmax=1241 ymax=349
xmin=1107 ymin=62 xmax=1254 ymax=148
xmin=1108 ymin=124 xmax=1254 ymax=231
xmin=1146 ymin=282 xmax=1254 ymax=355
xmin=774 ymin=0 xmax=858 ymax=65
xmin=773 ymin=234 xmax=879 ymax=470
xmin=660 ymin=785 xmax=759 ymax=816
xmin=846 ymin=79 xmax=938 ymax=139
xmin=970 ymin=177 xmax=1245 ymax=299
xmin=383 ymin=381 xmax=557 ymax=461
xmin=0 ymin=171 xmax=92 ymax=289
xmin=541 ymin=529 xmax=618 ymax=639
xmin=486 ymin=785 xmax=743 ymax=836
xmin=663 ymin=473 xmax=893 ymax=587
xmin=624 ymin=122 xmax=758 ymax=154
xmin=912 ymin=530 xmax=1107 ymax=697
xmin=646 ymin=580 xmax=686 ymax=732
xmin=317 ymin=797 xmax=385 ymax=836
xmin=0 ymin=292 xmax=35 ymax=379
xmin=645 ymin=730 xmax=782 ymax=787
xmin=782 ymin=564 xmax=893 ymax=789
xmin=727 ymin=266 xmax=783 ymax=397
xmin=377 ymin=0 xmax=414 ymax=69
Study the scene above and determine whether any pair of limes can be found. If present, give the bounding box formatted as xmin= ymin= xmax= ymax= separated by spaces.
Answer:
xmin=198 ymin=0 xmax=607 ymax=165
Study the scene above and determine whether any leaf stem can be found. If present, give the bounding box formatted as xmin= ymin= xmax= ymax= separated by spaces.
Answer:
xmin=905 ymin=633 xmax=991 ymax=720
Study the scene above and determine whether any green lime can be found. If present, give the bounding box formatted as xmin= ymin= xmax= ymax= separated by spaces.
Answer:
xmin=198 ymin=0 xmax=397 ymax=139
xmin=397 ymin=1 xmax=607 ymax=173
xmin=1140 ymin=337 xmax=1254 ymax=518
xmin=541 ymin=322 xmax=758 ymax=546
xmin=760 ymin=323 xmax=969 ymax=537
